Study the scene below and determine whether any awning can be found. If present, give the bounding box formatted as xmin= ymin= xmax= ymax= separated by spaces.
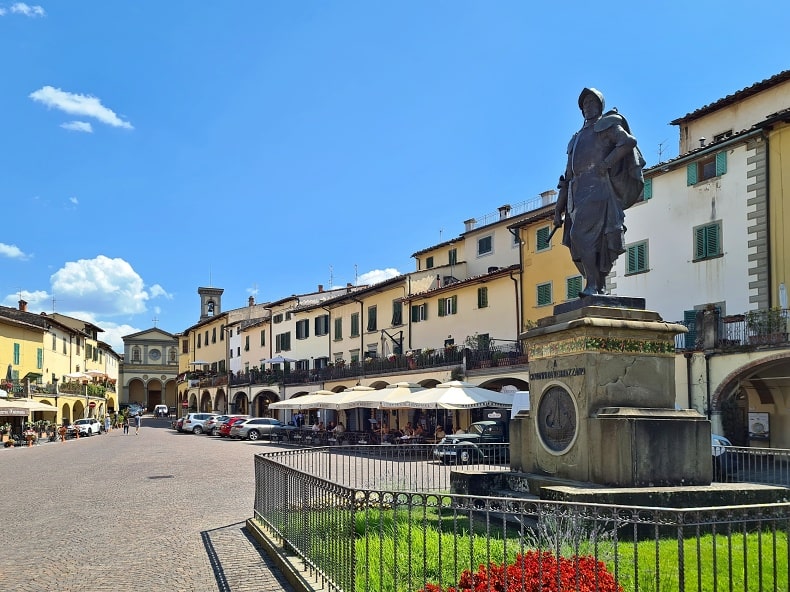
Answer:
xmin=2 ymin=399 xmax=57 ymax=413
xmin=0 ymin=399 xmax=28 ymax=416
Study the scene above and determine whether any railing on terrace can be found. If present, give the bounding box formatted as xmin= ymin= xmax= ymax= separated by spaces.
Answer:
xmin=714 ymin=444 xmax=790 ymax=487
xmin=253 ymin=446 xmax=790 ymax=592
xmin=675 ymin=307 xmax=790 ymax=351
xmin=227 ymin=345 xmax=525 ymax=388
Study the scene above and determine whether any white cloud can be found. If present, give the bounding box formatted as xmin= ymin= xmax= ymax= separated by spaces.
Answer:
xmin=1 ymin=289 xmax=49 ymax=310
xmin=60 ymin=120 xmax=93 ymax=133
xmin=149 ymin=284 xmax=172 ymax=299
xmin=11 ymin=3 xmax=45 ymax=17
xmin=29 ymin=86 xmax=133 ymax=129
xmin=6 ymin=3 xmax=45 ymax=17
xmin=69 ymin=196 xmax=79 ymax=206
xmin=49 ymin=255 xmax=170 ymax=318
xmin=357 ymin=268 xmax=401 ymax=286
xmin=0 ymin=242 xmax=31 ymax=260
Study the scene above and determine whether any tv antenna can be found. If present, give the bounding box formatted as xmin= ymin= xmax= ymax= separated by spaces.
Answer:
xmin=657 ymin=139 xmax=669 ymax=163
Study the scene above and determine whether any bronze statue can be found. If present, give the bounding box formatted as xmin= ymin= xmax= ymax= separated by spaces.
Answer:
xmin=553 ymin=88 xmax=645 ymax=296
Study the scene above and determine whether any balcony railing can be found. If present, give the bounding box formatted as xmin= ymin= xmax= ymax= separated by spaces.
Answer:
xmin=675 ymin=307 xmax=790 ymax=351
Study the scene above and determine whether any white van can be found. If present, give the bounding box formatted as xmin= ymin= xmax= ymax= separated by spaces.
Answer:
xmin=153 ymin=404 xmax=169 ymax=418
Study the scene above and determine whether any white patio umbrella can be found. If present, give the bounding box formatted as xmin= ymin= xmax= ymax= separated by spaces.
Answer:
xmin=389 ymin=380 xmax=514 ymax=410
xmin=311 ymin=385 xmax=380 ymax=410
xmin=268 ymin=390 xmax=335 ymax=410
xmin=260 ymin=355 xmax=298 ymax=365
xmin=86 ymin=370 xmax=107 ymax=379
xmin=64 ymin=371 xmax=90 ymax=380
xmin=374 ymin=382 xmax=429 ymax=409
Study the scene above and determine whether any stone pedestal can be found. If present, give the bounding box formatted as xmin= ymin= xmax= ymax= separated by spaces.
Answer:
xmin=511 ymin=299 xmax=711 ymax=487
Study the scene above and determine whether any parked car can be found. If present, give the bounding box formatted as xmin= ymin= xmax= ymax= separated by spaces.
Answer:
xmin=432 ymin=420 xmax=510 ymax=464
xmin=172 ymin=416 xmax=185 ymax=431
xmin=203 ymin=415 xmax=230 ymax=436
xmin=73 ymin=418 xmax=102 ymax=436
xmin=230 ymin=417 xmax=295 ymax=441
xmin=218 ymin=416 xmax=250 ymax=438
xmin=180 ymin=412 xmax=218 ymax=434
xmin=712 ymin=433 xmax=736 ymax=479
xmin=153 ymin=404 xmax=169 ymax=418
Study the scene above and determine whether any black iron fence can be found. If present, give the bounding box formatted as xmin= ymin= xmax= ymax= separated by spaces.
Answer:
xmin=675 ymin=307 xmax=790 ymax=351
xmin=253 ymin=446 xmax=790 ymax=592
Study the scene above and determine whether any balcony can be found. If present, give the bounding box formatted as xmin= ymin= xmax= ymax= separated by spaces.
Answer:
xmin=675 ymin=307 xmax=790 ymax=351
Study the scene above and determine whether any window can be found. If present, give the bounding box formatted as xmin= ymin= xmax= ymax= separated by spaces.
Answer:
xmin=411 ymin=303 xmax=427 ymax=322
xmin=86 ymin=343 xmax=93 ymax=359
xmin=367 ymin=305 xmax=377 ymax=332
xmin=260 ymin=330 xmax=265 ymax=346
xmin=536 ymin=226 xmax=551 ymax=252
xmin=536 ymin=282 xmax=553 ymax=307
xmin=694 ymin=222 xmax=722 ymax=260
xmin=334 ymin=317 xmax=343 ymax=340
xmin=182 ymin=339 xmax=188 ymax=354
xmin=643 ymin=178 xmax=652 ymax=200
xmin=275 ymin=332 xmax=291 ymax=352
xmin=132 ymin=346 xmax=141 ymax=362
xmin=392 ymin=301 xmax=403 ymax=326
xmin=566 ymin=275 xmax=583 ymax=300
xmin=350 ymin=313 xmax=360 ymax=337
xmin=438 ymin=295 xmax=458 ymax=317
xmin=426 ymin=256 xmax=434 ymax=269
xmin=229 ymin=348 xmax=234 ymax=359
xmin=477 ymin=287 xmax=489 ymax=309
xmin=52 ymin=333 xmax=56 ymax=351
xmin=244 ymin=335 xmax=250 ymax=351
xmin=626 ymin=241 xmax=649 ymax=275
xmin=273 ymin=314 xmax=283 ymax=324
xmin=63 ymin=337 xmax=68 ymax=354
xmin=237 ymin=347 xmax=241 ymax=357
xmin=204 ymin=330 xmax=209 ymax=345
xmin=315 ymin=314 xmax=329 ymax=336
xmin=296 ymin=319 xmax=310 ymax=340
xmin=37 ymin=348 xmax=43 ymax=370
xmin=477 ymin=235 xmax=493 ymax=256
xmin=212 ymin=328 xmax=216 ymax=343
xmin=197 ymin=334 xmax=202 ymax=348
xmin=449 ymin=248 xmax=457 ymax=266
xmin=169 ymin=348 xmax=177 ymax=362
xmin=285 ymin=311 xmax=293 ymax=320
xmin=220 ymin=325 xmax=225 ymax=340
xmin=687 ymin=151 xmax=727 ymax=185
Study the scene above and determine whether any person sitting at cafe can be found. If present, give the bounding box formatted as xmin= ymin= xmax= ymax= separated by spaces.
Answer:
xmin=403 ymin=422 xmax=414 ymax=436
xmin=332 ymin=422 xmax=345 ymax=433
xmin=435 ymin=425 xmax=447 ymax=440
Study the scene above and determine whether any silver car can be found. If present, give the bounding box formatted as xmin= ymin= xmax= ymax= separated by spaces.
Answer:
xmin=180 ymin=413 xmax=218 ymax=435
xmin=230 ymin=417 xmax=294 ymax=441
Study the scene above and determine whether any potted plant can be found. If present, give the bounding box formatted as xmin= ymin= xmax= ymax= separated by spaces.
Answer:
xmin=746 ymin=307 xmax=788 ymax=344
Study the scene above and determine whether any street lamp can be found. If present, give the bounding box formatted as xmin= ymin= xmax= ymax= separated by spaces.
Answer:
xmin=52 ymin=378 xmax=59 ymax=425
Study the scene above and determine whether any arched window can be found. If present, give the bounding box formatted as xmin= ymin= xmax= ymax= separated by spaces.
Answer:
xmin=132 ymin=346 xmax=141 ymax=363
xmin=169 ymin=348 xmax=176 ymax=362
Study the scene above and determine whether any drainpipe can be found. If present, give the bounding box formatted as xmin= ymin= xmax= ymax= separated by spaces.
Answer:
xmin=683 ymin=352 xmax=693 ymax=410
xmin=510 ymin=269 xmax=520 ymax=342
xmin=704 ymin=352 xmax=713 ymax=420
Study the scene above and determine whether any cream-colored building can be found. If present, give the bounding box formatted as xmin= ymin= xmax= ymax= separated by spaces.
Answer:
xmin=120 ymin=327 xmax=179 ymax=413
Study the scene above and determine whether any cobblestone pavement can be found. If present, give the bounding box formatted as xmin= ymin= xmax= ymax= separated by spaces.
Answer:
xmin=0 ymin=419 xmax=297 ymax=592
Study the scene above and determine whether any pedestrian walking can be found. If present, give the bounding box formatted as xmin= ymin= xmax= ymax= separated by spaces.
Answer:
xmin=135 ymin=414 xmax=141 ymax=435
xmin=104 ymin=415 xmax=111 ymax=433
xmin=123 ymin=415 xmax=130 ymax=435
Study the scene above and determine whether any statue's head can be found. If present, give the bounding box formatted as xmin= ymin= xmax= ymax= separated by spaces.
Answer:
xmin=578 ymin=87 xmax=604 ymax=119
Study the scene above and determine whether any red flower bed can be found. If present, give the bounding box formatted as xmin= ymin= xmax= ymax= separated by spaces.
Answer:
xmin=418 ymin=551 xmax=622 ymax=592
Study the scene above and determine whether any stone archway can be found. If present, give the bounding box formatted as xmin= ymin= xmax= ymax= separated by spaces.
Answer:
xmin=712 ymin=352 xmax=790 ymax=448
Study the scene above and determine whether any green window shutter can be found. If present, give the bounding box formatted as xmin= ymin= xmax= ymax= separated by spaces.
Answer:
xmin=351 ymin=313 xmax=359 ymax=336
xmin=260 ymin=330 xmax=265 ymax=346
xmin=566 ymin=276 xmax=582 ymax=299
xmin=694 ymin=227 xmax=705 ymax=259
xmin=37 ymin=348 xmax=43 ymax=370
xmin=478 ymin=287 xmax=488 ymax=308
xmin=706 ymin=224 xmax=720 ymax=256
xmin=411 ymin=306 xmax=420 ymax=322
xmin=367 ymin=306 xmax=377 ymax=332
xmin=14 ymin=343 xmax=20 ymax=364
xmin=715 ymin=151 xmax=727 ymax=175
xmin=438 ymin=298 xmax=446 ymax=317
xmin=643 ymin=178 xmax=652 ymax=200
xmin=451 ymin=295 xmax=458 ymax=314
xmin=537 ymin=283 xmax=552 ymax=306
xmin=536 ymin=226 xmax=550 ymax=251
xmin=683 ymin=310 xmax=698 ymax=350
xmin=334 ymin=317 xmax=342 ymax=339
xmin=392 ymin=301 xmax=402 ymax=326
xmin=686 ymin=163 xmax=697 ymax=186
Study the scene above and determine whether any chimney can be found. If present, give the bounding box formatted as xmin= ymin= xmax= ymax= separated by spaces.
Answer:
xmin=464 ymin=218 xmax=476 ymax=232
xmin=248 ymin=296 xmax=255 ymax=307
xmin=346 ymin=282 xmax=353 ymax=293
xmin=18 ymin=300 xmax=27 ymax=312
xmin=318 ymin=284 xmax=324 ymax=292
xmin=541 ymin=189 xmax=557 ymax=206
xmin=498 ymin=205 xmax=511 ymax=220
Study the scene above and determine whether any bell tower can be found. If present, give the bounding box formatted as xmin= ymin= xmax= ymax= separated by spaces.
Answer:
xmin=198 ymin=287 xmax=224 ymax=320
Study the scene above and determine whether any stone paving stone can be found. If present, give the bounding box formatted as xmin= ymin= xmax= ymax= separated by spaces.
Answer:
xmin=0 ymin=420 xmax=298 ymax=591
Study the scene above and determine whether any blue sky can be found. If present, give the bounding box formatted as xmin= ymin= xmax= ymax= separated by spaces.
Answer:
xmin=2 ymin=1 xmax=789 ymax=352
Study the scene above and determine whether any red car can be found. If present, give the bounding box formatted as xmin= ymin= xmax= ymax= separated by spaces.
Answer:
xmin=218 ymin=416 xmax=249 ymax=438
